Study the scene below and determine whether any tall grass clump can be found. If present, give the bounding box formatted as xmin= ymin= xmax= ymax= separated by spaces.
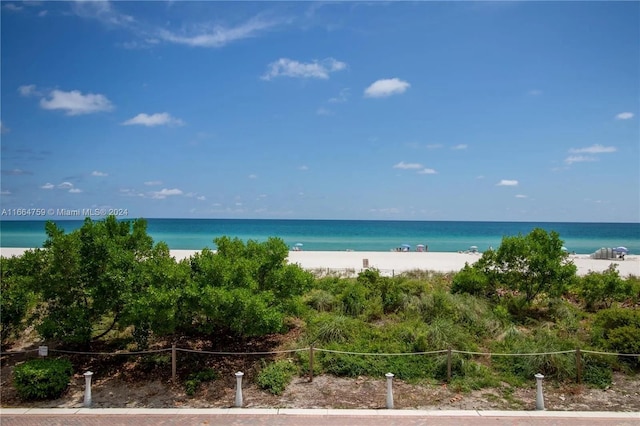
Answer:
xmin=307 ymin=313 xmax=363 ymax=345
xmin=304 ymin=289 xmax=339 ymax=312
xmin=491 ymin=326 xmax=578 ymax=382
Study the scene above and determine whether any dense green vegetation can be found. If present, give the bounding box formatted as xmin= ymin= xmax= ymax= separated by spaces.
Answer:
xmin=13 ymin=358 xmax=74 ymax=400
xmin=1 ymin=216 xmax=638 ymax=398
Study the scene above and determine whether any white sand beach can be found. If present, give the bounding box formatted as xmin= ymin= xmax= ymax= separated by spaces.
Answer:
xmin=1 ymin=247 xmax=638 ymax=277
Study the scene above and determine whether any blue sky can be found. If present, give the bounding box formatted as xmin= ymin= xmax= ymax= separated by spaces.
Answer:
xmin=1 ymin=1 xmax=638 ymax=222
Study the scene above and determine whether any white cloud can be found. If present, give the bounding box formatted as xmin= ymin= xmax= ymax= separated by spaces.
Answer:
xmin=565 ymin=155 xmax=597 ymax=165
xmin=122 ymin=112 xmax=184 ymax=127
xmin=3 ymin=169 xmax=32 ymax=176
xmin=71 ymin=0 xmax=135 ymax=28
xmin=261 ymin=57 xmax=347 ymax=80
xmin=18 ymin=84 xmax=39 ymax=97
xmin=427 ymin=144 xmax=443 ymax=149
xmin=418 ymin=168 xmax=437 ymax=175
xmin=151 ymin=188 xmax=183 ymax=199
xmin=328 ymin=88 xmax=350 ymax=103
xmin=298 ymin=165 xmax=309 ymax=171
xmin=615 ymin=112 xmax=634 ymax=120
xmin=316 ymin=107 xmax=333 ymax=116
xmin=197 ymin=196 xmax=206 ymax=201
xmin=38 ymin=10 xmax=47 ymax=17
xmin=71 ymin=0 xmax=279 ymax=50
xmin=57 ymin=182 xmax=74 ymax=189
xmin=569 ymin=144 xmax=617 ymax=154
xmin=248 ymin=174 xmax=258 ymax=179
xmin=364 ymin=78 xmax=410 ymax=98
xmin=528 ymin=89 xmax=543 ymax=96
xmin=497 ymin=179 xmax=518 ymax=186
xmin=41 ymin=183 xmax=54 ymax=189
xmin=69 ymin=188 xmax=82 ymax=193
xmin=40 ymin=89 xmax=114 ymax=115
xmin=144 ymin=180 xmax=162 ymax=186
xmin=369 ymin=207 xmax=401 ymax=214
xmin=515 ymin=194 xmax=528 ymax=198
xmin=393 ymin=161 xmax=422 ymax=170
xmin=91 ymin=171 xmax=108 ymax=177
xmin=0 ymin=190 xmax=11 ymax=196
xmin=3 ymin=3 xmax=23 ymax=12
xmin=451 ymin=144 xmax=468 ymax=150
xmin=0 ymin=121 xmax=9 ymax=134
xmin=157 ymin=17 xmax=278 ymax=48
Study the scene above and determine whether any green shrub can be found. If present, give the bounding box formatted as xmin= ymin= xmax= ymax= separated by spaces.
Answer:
xmin=340 ymin=282 xmax=369 ymax=316
xmin=304 ymin=289 xmax=338 ymax=312
xmin=576 ymin=266 xmax=631 ymax=311
xmin=592 ymin=308 xmax=640 ymax=355
xmin=451 ymin=263 xmax=490 ymax=297
xmin=13 ymin=358 xmax=73 ymax=400
xmin=256 ymin=360 xmax=297 ymax=395
xmin=582 ymin=354 xmax=613 ymax=388
xmin=185 ymin=368 xmax=218 ymax=396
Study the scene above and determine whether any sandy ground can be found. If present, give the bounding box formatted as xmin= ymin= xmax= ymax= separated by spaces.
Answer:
xmin=2 ymin=248 xmax=638 ymax=277
xmin=2 ymin=366 xmax=639 ymax=412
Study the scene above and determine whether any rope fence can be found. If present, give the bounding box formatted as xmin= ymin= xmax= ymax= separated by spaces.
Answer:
xmin=2 ymin=344 xmax=638 ymax=385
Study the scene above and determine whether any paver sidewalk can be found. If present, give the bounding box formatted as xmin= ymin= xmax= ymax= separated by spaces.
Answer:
xmin=1 ymin=409 xmax=638 ymax=426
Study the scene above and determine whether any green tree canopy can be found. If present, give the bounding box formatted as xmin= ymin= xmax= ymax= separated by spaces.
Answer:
xmin=186 ymin=236 xmax=314 ymax=336
xmin=453 ymin=228 xmax=577 ymax=305
xmin=33 ymin=216 xmax=155 ymax=345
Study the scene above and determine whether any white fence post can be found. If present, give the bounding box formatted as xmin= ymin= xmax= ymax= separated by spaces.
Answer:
xmin=83 ymin=371 xmax=94 ymax=407
xmin=535 ymin=373 xmax=545 ymax=410
xmin=385 ymin=372 xmax=394 ymax=409
xmin=235 ymin=371 xmax=244 ymax=407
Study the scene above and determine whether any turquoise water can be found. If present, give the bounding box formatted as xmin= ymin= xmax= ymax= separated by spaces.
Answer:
xmin=1 ymin=219 xmax=638 ymax=254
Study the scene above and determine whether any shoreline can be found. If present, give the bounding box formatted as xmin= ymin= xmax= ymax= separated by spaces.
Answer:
xmin=1 ymin=247 xmax=638 ymax=277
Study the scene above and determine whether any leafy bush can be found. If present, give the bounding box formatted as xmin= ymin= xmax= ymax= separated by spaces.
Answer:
xmin=256 ymin=360 xmax=297 ymax=395
xmin=582 ymin=354 xmax=613 ymax=388
xmin=592 ymin=308 xmax=640 ymax=355
xmin=451 ymin=263 xmax=490 ymax=297
xmin=576 ymin=266 xmax=632 ymax=311
xmin=13 ymin=358 xmax=73 ymax=400
xmin=184 ymin=368 xmax=218 ymax=396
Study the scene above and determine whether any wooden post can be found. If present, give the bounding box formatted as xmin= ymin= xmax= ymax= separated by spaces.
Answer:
xmin=172 ymin=344 xmax=177 ymax=382
xmin=575 ymin=348 xmax=582 ymax=384
xmin=309 ymin=345 xmax=314 ymax=382
xmin=447 ymin=348 xmax=452 ymax=382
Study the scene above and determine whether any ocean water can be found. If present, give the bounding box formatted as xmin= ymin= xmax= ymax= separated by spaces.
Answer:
xmin=1 ymin=219 xmax=639 ymax=254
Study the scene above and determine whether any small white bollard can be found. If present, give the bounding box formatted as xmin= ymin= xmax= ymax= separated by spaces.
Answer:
xmin=234 ymin=371 xmax=244 ymax=407
xmin=385 ymin=372 xmax=394 ymax=409
xmin=83 ymin=371 xmax=94 ymax=407
xmin=535 ymin=373 xmax=545 ymax=410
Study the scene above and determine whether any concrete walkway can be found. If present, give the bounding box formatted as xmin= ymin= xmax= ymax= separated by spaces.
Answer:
xmin=1 ymin=408 xmax=638 ymax=426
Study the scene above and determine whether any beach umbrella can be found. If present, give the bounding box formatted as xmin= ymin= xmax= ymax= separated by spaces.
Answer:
xmin=614 ymin=246 xmax=628 ymax=253
xmin=470 ymin=246 xmax=478 ymax=250
xmin=561 ymin=246 xmax=568 ymax=252
xmin=295 ymin=243 xmax=303 ymax=247
xmin=401 ymin=244 xmax=411 ymax=248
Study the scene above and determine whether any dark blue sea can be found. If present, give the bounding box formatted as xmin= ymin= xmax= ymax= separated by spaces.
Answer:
xmin=1 ymin=219 xmax=638 ymax=254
